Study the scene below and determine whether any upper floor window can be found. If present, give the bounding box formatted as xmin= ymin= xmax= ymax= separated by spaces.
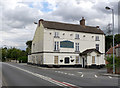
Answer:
xmin=75 ymin=43 xmax=79 ymax=52
xmin=54 ymin=32 xmax=59 ymax=38
xmin=96 ymin=44 xmax=99 ymax=51
xmin=75 ymin=34 xmax=79 ymax=39
xmin=54 ymin=41 xmax=59 ymax=51
xmin=70 ymin=34 xmax=73 ymax=36
xmin=95 ymin=36 xmax=99 ymax=41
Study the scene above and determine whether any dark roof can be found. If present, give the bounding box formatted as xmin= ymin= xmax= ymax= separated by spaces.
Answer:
xmin=40 ymin=20 xmax=104 ymax=34
xmin=80 ymin=49 xmax=101 ymax=56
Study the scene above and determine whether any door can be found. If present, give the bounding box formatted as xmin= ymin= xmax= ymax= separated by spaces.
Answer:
xmin=92 ymin=56 xmax=95 ymax=64
xmin=54 ymin=56 xmax=58 ymax=64
xmin=65 ymin=57 xmax=70 ymax=64
xmin=82 ymin=58 xmax=85 ymax=68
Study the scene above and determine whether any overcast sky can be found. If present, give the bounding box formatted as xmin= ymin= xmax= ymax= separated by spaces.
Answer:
xmin=0 ymin=0 xmax=119 ymax=50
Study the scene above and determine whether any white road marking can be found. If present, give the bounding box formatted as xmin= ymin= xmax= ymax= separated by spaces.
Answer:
xmin=55 ymin=71 xmax=75 ymax=76
xmin=68 ymin=73 xmax=74 ymax=76
xmin=78 ymin=72 xmax=82 ymax=74
xmin=64 ymin=73 xmax=67 ymax=74
xmin=95 ymin=75 xmax=97 ymax=78
xmin=60 ymin=72 xmax=63 ymax=73
xmin=108 ymin=76 xmax=112 ymax=79
xmin=3 ymin=63 xmax=78 ymax=87
xmin=57 ymin=71 xmax=61 ymax=73
xmin=81 ymin=74 xmax=84 ymax=77
xmin=63 ymin=82 xmax=76 ymax=87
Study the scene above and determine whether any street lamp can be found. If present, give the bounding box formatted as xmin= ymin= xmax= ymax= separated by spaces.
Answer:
xmin=105 ymin=6 xmax=115 ymax=74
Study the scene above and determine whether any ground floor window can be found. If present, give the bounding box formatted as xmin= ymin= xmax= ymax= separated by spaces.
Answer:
xmin=54 ymin=56 xmax=58 ymax=64
xmin=76 ymin=56 xmax=79 ymax=63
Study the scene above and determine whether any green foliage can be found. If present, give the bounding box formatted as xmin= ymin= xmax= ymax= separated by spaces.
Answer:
xmin=18 ymin=56 xmax=27 ymax=63
xmin=115 ymin=34 xmax=120 ymax=44
xmin=1 ymin=47 xmax=7 ymax=61
xmin=106 ymin=55 xmax=120 ymax=68
xmin=1 ymin=47 xmax=27 ymax=62
xmin=26 ymin=40 xmax=32 ymax=54
xmin=105 ymin=34 xmax=120 ymax=52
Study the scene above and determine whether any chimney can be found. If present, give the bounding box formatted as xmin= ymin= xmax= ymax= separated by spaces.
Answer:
xmin=96 ymin=26 xmax=100 ymax=29
xmin=80 ymin=17 xmax=85 ymax=26
xmin=39 ymin=19 xmax=44 ymax=26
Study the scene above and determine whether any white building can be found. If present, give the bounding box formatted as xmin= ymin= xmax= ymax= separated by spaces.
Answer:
xmin=28 ymin=17 xmax=105 ymax=68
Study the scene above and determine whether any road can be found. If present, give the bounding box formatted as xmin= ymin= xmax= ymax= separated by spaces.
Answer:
xmin=1 ymin=62 xmax=119 ymax=88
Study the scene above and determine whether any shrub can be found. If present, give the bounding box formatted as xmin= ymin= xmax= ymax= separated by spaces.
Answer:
xmin=18 ymin=56 xmax=28 ymax=63
xmin=106 ymin=55 xmax=120 ymax=69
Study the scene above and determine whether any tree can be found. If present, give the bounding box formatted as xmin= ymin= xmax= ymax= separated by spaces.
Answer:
xmin=26 ymin=40 xmax=32 ymax=54
xmin=18 ymin=56 xmax=27 ymax=63
xmin=105 ymin=35 xmax=113 ymax=52
xmin=1 ymin=47 xmax=8 ymax=61
xmin=115 ymin=34 xmax=120 ymax=45
xmin=105 ymin=34 xmax=120 ymax=52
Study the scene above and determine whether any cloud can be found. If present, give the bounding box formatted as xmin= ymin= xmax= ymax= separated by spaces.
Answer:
xmin=1 ymin=0 xmax=119 ymax=50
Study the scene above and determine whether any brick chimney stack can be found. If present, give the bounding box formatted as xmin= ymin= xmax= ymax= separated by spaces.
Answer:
xmin=80 ymin=17 xmax=85 ymax=26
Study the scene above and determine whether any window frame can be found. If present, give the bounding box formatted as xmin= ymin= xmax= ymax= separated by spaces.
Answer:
xmin=54 ymin=32 xmax=59 ymax=38
xmin=96 ymin=44 xmax=99 ymax=51
xmin=95 ymin=36 xmax=100 ymax=41
xmin=75 ymin=43 xmax=79 ymax=52
xmin=75 ymin=34 xmax=80 ymax=39
xmin=54 ymin=41 xmax=59 ymax=51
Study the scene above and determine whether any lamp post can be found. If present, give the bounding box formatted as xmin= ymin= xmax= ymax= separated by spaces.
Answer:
xmin=105 ymin=6 xmax=115 ymax=74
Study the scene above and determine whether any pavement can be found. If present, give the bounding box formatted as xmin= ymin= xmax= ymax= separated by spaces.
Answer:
xmin=1 ymin=62 xmax=120 ymax=88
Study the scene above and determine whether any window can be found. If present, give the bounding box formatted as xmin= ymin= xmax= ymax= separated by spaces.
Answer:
xmin=54 ymin=56 xmax=58 ymax=64
xmin=75 ymin=43 xmax=79 ymax=51
xmin=95 ymin=36 xmax=99 ymax=41
xmin=92 ymin=56 xmax=95 ymax=64
xmin=54 ymin=32 xmax=59 ymax=38
xmin=70 ymin=34 xmax=73 ymax=36
xmin=54 ymin=41 xmax=59 ymax=51
xmin=76 ymin=56 xmax=79 ymax=63
xmin=96 ymin=44 xmax=99 ymax=51
xmin=75 ymin=34 xmax=79 ymax=39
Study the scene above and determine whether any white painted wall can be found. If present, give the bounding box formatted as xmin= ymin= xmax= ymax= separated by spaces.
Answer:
xmin=86 ymin=51 xmax=105 ymax=65
xmin=43 ymin=28 xmax=105 ymax=53
xmin=28 ymin=23 xmax=105 ymax=66
xmin=28 ymin=54 xmax=43 ymax=64
xmin=43 ymin=53 xmax=80 ymax=65
xmin=31 ymin=22 xmax=44 ymax=53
